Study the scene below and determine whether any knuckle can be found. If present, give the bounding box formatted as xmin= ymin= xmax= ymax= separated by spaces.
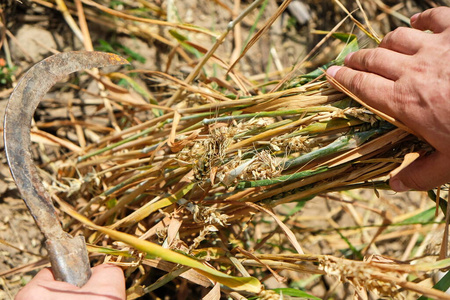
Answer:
xmin=382 ymin=28 xmax=400 ymax=47
xmin=392 ymin=27 xmax=408 ymax=36
xmin=359 ymin=49 xmax=378 ymax=71
xmin=420 ymin=7 xmax=449 ymax=31
xmin=428 ymin=8 xmax=440 ymax=20
xmin=381 ymin=27 xmax=409 ymax=49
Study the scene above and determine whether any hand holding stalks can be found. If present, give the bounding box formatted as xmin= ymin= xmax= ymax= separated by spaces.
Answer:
xmin=327 ymin=7 xmax=450 ymax=192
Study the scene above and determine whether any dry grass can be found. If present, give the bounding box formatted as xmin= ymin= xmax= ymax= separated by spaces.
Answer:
xmin=1 ymin=0 xmax=450 ymax=299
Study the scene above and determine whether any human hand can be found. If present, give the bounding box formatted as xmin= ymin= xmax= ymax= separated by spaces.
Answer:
xmin=326 ymin=7 xmax=450 ymax=192
xmin=16 ymin=264 xmax=126 ymax=300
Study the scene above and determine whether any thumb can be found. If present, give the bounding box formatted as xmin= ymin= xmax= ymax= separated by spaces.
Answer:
xmin=390 ymin=152 xmax=450 ymax=192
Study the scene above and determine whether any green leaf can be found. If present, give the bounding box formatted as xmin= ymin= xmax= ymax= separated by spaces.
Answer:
xmin=113 ymin=183 xmax=196 ymax=228
xmin=336 ymin=229 xmax=363 ymax=260
xmin=169 ymin=29 xmax=202 ymax=58
xmin=116 ymin=43 xmax=146 ymax=63
xmin=418 ymin=271 xmax=450 ymax=300
xmin=114 ymin=72 xmax=163 ymax=117
xmin=169 ymin=29 xmax=188 ymax=42
xmin=97 ymin=39 xmax=117 ymax=53
xmin=63 ymin=203 xmax=262 ymax=293
xmin=284 ymin=200 xmax=307 ymax=218
xmin=106 ymin=198 xmax=117 ymax=209
xmin=335 ymin=35 xmax=359 ymax=65
xmin=272 ymin=288 xmax=321 ymax=299
xmin=331 ymin=32 xmax=357 ymax=43
xmin=287 ymin=33 xmax=359 ymax=86
xmin=396 ymin=207 xmax=436 ymax=225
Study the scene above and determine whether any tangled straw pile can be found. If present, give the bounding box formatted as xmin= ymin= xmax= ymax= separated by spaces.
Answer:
xmin=5 ymin=0 xmax=450 ymax=299
xmin=52 ymin=63 xmax=445 ymax=298
xmin=54 ymin=45 xmax=435 ymax=298
xmin=68 ymin=70 xmax=421 ymax=230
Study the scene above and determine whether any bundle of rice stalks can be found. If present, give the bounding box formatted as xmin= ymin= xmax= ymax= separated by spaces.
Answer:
xmin=70 ymin=64 xmax=421 ymax=228
xmin=4 ymin=0 xmax=450 ymax=299
xmin=56 ymin=42 xmax=434 ymax=298
xmin=53 ymin=65 xmax=445 ymax=297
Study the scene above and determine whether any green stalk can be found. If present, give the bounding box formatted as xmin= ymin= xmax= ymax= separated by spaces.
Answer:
xmin=233 ymin=119 xmax=294 ymax=139
xmin=78 ymin=124 xmax=159 ymax=162
xmin=111 ymin=182 xmax=196 ymax=228
xmin=202 ymin=107 xmax=338 ymax=125
xmin=283 ymin=128 xmax=385 ymax=170
xmin=283 ymin=118 xmax=363 ymax=139
xmin=236 ymin=166 xmax=329 ymax=189
xmin=62 ymin=202 xmax=262 ymax=293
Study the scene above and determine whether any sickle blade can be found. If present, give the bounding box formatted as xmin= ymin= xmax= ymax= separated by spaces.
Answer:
xmin=3 ymin=51 xmax=128 ymax=287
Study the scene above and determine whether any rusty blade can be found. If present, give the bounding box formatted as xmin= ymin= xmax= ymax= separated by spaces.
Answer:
xmin=3 ymin=51 xmax=128 ymax=287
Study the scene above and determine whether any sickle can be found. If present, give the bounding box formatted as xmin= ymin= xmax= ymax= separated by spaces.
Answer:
xmin=3 ymin=51 xmax=128 ymax=287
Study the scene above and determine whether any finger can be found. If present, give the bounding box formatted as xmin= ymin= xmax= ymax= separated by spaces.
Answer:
xmin=390 ymin=152 xmax=450 ymax=191
xmin=344 ymin=48 xmax=410 ymax=80
xmin=379 ymin=27 xmax=430 ymax=55
xmin=84 ymin=264 xmax=126 ymax=299
xmin=25 ymin=268 xmax=76 ymax=289
xmin=410 ymin=7 xmax=450 ymax=33
xmin=15 ymin=268 xmax=78 ymax=300
xmin=88 ymin=264 xmax=125 ymax=287
xmin=327 ymin=65 xmax=397 ymax=118
xmin=30 ymin=268 xmax=55 ymax=281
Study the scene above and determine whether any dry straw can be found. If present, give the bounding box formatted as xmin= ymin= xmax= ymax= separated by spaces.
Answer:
xmin=4 ymin=0 xmax=448 ymax=299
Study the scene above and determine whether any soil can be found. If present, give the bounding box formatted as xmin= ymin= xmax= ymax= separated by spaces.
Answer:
xmin=0 ymin=0 xmax=449 ymax=299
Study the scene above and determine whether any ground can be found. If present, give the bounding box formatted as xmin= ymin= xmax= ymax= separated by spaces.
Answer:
xmin=0 ymin=0 xmax=449 ymax=299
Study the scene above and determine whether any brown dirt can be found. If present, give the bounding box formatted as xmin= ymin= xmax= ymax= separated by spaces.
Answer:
xmin=0 ymin=0 xmax=449 ymax=299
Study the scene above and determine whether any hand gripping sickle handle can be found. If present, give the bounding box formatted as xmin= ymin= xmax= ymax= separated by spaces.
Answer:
xmin=3 ymin=51 xmax=128 ymax=287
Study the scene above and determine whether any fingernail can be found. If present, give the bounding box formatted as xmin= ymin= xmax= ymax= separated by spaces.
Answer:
xmin=327 ymin=66 xmax=341 ymax=78
xmin=390 ymin=178 xmax=411 ymax=192
xmin=410 ymin=13 xmax=420 ymax=23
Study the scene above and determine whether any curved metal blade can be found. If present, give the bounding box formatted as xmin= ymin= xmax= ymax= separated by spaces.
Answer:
xmin=3 ymin=51 xmax=128 ymax=287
